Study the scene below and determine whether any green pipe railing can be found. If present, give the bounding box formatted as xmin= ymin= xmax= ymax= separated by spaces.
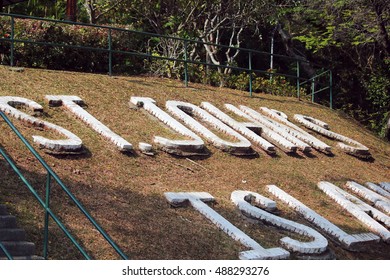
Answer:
xmin=0 ymin=110 xmax=128 ymax=260
xmin=0 ymin=241 xmax=13 ymax=260
xmin=301 ymin=69 xmax=333 ymax=108
xmin=0 ymin=13 xmax=332 ymax=108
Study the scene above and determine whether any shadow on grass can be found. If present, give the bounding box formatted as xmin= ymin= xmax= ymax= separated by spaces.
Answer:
xmin=0 ymin=156 xmax=243 ymax=260
xmin=1 ymin=151 xmax=389 ymax=260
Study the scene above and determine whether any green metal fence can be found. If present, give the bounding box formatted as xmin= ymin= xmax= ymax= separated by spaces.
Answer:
xmin=0 ymin=13 xmax=333 ymax=108
xmin=0 ymin=110 xmax=128 ymax=260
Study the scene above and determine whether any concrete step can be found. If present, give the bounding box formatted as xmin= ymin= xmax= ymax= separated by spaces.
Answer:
xmin=0 ymin=241 xmax=35 ymax=257
xmin=0 ymin=205 xmax=8 ymax=215
xmin=0 ymin=215 xmax=17 ymax=229
xmin=0 ymin=228 xmax=26 ymax=241
xmin=0 ymin=205 xmax=42 ymax=260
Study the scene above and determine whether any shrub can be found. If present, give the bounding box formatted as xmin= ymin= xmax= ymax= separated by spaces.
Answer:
xmin=0 ymin=17 xmax=144 ymax=74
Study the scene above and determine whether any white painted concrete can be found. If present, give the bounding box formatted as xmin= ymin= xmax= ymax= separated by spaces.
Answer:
xmin=138 ymin=142 xmax=154 ymax=155
xmin=267 ymin=185 xmax=379 ymax=249
xmin=318 ymin=181 xmax=390 ymax=242
xmin=130 ymin=97 xmax=205 ymax=155
xmin=200 ymin=102 xmax=276 ymax=154
xmin=240 ymin=105 xmax=311 ymax=152
xmin=346 ymin=182 xmax=390 ymax=215
xmin=365 ymin=182 xmax=390 ymax=199
xmin=259 ymin=107 xmax=331 ymax=153
xmin=0 ymin=96 xmax=82 ymax=153
xmin=166 ymin=101 xmax=253 ymax=155
xmin=231 ymin=190 xmax=328 ymax=254
xmin=46 ymin=95 xmax=133 ymax=152
xmin=164 ymin=192 xmax=290 ymax=260
xmin=294 ymin=115 xmax=370 ymax=158
xmin=379 ymin=182 xmax=390 ymax=192
xmin=224 ymin=104 xmax=297 ymax=153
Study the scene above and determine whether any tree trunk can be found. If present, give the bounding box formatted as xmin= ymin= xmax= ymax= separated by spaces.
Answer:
xmin=85 ymin=0 xmax=97 ymax=24
xmin=372 ymin=0 xmax=390 ymax=56
xmin=277 ymin=24 xmax=316 ymax=77
xmin=66 ymin=0 xmax=77 ymax=22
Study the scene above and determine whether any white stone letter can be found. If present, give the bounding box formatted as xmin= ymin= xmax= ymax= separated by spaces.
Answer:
xmin=346 ymin=181 xmax=390 ymax=215
xmin=267 ymin=185 xmax=379 ymax=250
xmin=239 ymin=105 xmax=312 ymax=153
xmin=200 ymin=102 xmax=276 ymax=154
xmin=164 ymin=192 xmax=289 ymax=260
xmin=224 ymin=104 xmax=298 ymax=153
xmin=166 ymin=101 xmax=253 ymax=155
xmin=231 ymin=190 xmax=328 ymax=254
xmin=365 ymin=182 xmax=390 ymax=199
xmin=130 ymin=97 xmax=205 ymax=155
xmin=379 ymin=182 xmax=390 ymax=192
xmin=318 ymin=181 xmax=390 ymax=242
xmin=294 ymin=115 xmax=370 ymax=158
xmin=259 ymin=107 xmax=331 ymax=153
xmin=0 ymin=96 xmax=82 ymax=153
xmin=46 ymin=95 xmax=133 ymax=152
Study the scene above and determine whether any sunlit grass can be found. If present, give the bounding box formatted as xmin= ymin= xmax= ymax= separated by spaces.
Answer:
xmin=0 ymin=66 xmax=389 ymax=259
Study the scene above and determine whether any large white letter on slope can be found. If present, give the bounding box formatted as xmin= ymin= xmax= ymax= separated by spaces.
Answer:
xmin=224 ymin=104 xmax=299 ymax=153
xmin=231 ymin=190 xmax=328 ymax=255
xmin=200 ymin=102 xmax=276 ymax=154
xmin=164 ymin=192 xmax=289 ymax=260
xmin=239 ymin=105 xmax=313 ymax=153
xmin=346 ymin=181 xmax=390 ymax=215
xmin=318 ymin=181 xmax=390 ymax=242
xmin=46 ymin=95 xmax=133 ymax=152
xmin=294 ymin=115 xmax=370 ymax=158
xmin=165 ymin=101 xmax=253 ymax=155
xmin=130 ymin=97 xmax=205 ymax=156
xmin=266 ymin=185 xmax=379 ymax=250
xmin=379 ymin=182 xmax=390 ymax=192
xmin=0 ymin=96 xmax=82 ymax=153
xmin=365 ymin=182 xmax=390 ymax=199
xmin=259 ymin=107 xmax=331 ymax=153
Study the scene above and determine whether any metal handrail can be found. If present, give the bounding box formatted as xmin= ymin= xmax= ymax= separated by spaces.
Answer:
xmin=0 ymin=12 xmax=314 ymax=63
xmin=300 ymin=70 xmax=333 ymax=108
xmin=0 ymin=13 xmax=332 ymax=108
xmin=0 ymin=110 xmax=128 ymax=260
xmin=0 ymin=242 xmax=13 ymax=260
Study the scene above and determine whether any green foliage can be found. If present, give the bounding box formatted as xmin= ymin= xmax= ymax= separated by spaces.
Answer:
xmin=187 ymin=69 xmax=302 ymax=97
xmin=3 ymin=0 xmax=389 ymax=139
xmin=0 ymin=18 xmax=144 ymax=73
xmin=365 ymin=71 xmax=390 ymax=138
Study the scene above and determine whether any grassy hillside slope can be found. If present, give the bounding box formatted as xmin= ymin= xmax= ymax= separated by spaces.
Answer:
xmin=0 ymin=66 xmax=389 ymax=259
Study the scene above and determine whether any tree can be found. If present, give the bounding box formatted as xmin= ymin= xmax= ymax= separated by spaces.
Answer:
xmin=83 ymin=0 xmax=125 ymax=24
xmin=276 ymin=0 xmax=389 ymax=138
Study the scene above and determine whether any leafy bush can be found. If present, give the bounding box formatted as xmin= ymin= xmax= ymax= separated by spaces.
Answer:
xmin=0 ymin=17 xmax=144 ymax=74
xmin=0 ymin=17 xmax=306 ymax=100
xmin=365 ymin=69 xmax=390 ymax=138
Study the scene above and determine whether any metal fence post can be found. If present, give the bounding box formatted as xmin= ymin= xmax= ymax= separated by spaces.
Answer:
xmin=311 ymin=77 xmax=315 ymax=103
xmin=329 ymin=70 xmax=333 ymax=109
xmin=184 ymin=40 xmax=188 ymax=87
xmin=10 ymin=15 xmax=14 ymax=67
xmin=249 ymin=51 xmax=253 ymax=97
xmin=108 ymin=28 xmax=112 ymax=76
xmin=296 ymin=61 xmax=300 ymax=100
xmin=43 ymin=173 xmax=52 ymax=259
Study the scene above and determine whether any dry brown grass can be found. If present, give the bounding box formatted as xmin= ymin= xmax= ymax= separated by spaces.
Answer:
xmin=0 ymin=66 xmax=389 ymax=260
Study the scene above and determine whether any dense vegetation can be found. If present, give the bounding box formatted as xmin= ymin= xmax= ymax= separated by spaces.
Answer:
xmin=2 ymin=0 xmax=389 ymax=139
